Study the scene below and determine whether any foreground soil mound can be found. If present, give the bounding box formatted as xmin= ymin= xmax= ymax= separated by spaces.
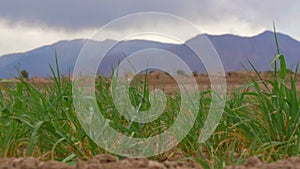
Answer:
xmin=0 ymin=155 xmax=299 ymax=169
xmin=226 ymin=156 xmax=300 ymax=169
xmin=0 ymin=154 xmax=202 ymax=169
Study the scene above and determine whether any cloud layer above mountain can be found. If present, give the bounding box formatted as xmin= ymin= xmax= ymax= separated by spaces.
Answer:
xmin=0 ymin=0 xmax=296 ymax=30
xmin=0 ymin=1 xmax=299 ymax=55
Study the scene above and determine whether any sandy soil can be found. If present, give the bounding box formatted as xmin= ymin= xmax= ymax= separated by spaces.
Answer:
xmin=0 ymin=155 xmax=299 ymax=169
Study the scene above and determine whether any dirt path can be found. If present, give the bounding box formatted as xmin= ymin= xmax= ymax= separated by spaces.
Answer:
xmin=0 ymin=155 xmax=299 ymax=169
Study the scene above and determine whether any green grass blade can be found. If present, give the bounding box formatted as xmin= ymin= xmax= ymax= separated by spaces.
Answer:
xmin=27 ymin=121 xmax=44 ymax=156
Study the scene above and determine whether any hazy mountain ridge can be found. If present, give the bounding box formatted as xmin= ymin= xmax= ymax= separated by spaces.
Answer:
xmin=0 ymin=31 xmax=299 ymax=78
xmin=204 ymin=31 xmax=300 ymax=72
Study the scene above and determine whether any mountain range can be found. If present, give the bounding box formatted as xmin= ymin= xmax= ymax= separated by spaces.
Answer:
xmin=0 ymin=31 xmax=299 ymax=78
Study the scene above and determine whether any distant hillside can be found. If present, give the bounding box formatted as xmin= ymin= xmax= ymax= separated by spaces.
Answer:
xmin=203 ymin=31 xmax=300 ymax=72
xmin=0 ymin=31 xmax=299 ymax=78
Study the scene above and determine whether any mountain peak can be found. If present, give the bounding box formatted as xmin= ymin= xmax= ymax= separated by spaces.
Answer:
xmin=254 ymin=30 xmax=274 ymax=37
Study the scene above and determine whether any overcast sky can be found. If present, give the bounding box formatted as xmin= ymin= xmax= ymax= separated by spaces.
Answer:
xmin=0 ymin=0 xmax=299 ymax=56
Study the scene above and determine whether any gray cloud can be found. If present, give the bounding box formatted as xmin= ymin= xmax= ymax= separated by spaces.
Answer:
xmin=1 ymin=0 xmax=300 ymax=56
xmin=0 ymin=0 xmax=297 ymax=31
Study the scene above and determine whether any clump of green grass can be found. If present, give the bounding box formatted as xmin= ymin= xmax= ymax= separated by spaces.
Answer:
xmin=0 ymin=28 xmax=299 ymax=169
xmin=190 ymin=26 xmax=300 ymax=168
xmin=0 ymin=57 xmax=102 ymax=162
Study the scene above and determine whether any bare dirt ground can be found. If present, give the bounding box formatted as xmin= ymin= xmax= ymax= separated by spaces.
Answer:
xmin=226 ymin=156 xmax=300 ymax=169
xmin=0 ymin=154 xmax=202 ymax=169
xmin=1 ymin=71 xmax=300 ymax=93
xmin=0 ymin=154 xmax=299 ymax=169
xmin=141 ymin=71 xmax=300 ymax=94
